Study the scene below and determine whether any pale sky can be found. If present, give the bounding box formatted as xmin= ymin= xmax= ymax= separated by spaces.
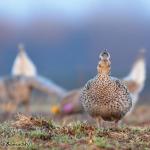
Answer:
xmin=0 ymin=0 xmax=149 ymax=22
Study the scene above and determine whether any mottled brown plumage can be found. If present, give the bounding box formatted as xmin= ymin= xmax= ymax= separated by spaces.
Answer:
xmin=80 ymin=50 xmax=132 ymax=126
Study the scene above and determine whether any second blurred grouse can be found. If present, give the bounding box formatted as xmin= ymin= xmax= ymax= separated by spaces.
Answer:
xmin=80 ymin=50 xmax=132 ymax=126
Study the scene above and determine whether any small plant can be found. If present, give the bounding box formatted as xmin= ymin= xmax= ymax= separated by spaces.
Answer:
xmin=131 ymin=127 xmax=145 ymax=134
xmin=52 ymin=134 xmax=74 ymax=144
xmin=93 ymin=136 xmax=112 ymax=148
xmin=26 ymin=143 xmax=39 ymax=150
xmin=29 ymin=129 xmax=51 ymax=140
xmin=0 ymin=122 xmax=14 ymax=136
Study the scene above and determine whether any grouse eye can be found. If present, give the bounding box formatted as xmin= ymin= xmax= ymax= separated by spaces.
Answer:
xmin=102 ymin=52 xmax=108 ymax=57
xmin=100 ymin=50 xmax=110 ymax=60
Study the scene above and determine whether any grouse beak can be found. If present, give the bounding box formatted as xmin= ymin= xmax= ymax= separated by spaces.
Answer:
xmin=100 ymin=49 xmax=110 ymax=60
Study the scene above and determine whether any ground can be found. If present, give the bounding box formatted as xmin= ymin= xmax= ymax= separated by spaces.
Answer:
xmin=0 ymin=105 xmax=150 ymax=150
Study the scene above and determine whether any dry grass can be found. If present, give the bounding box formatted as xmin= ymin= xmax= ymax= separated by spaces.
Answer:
xmin=0 ymin=106 xmax=150 ymax=149
xmin=0 ymin=113 xmax=149 ymax=149
xmin=12 ymin=113 xmax=52 ymax=130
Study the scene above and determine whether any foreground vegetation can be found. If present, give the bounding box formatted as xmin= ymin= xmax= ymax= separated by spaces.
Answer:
xmin=0 ymin=113 xmax=150 ymax=150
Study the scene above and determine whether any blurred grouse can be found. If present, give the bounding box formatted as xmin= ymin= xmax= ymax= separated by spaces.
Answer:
xmin=12 ymin=44 xmax=37 ymax=77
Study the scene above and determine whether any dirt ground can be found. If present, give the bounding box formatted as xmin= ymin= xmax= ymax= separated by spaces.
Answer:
xmin=0 ymin=105 xmax=150 ymax=150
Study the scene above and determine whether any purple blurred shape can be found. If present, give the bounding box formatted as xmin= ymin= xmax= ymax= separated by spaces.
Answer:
xmin=63 ymin=103 xmax=73 ymax=113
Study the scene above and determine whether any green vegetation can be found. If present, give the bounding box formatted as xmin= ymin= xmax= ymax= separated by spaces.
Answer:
xmin=0 ymin=115 xmax=150 ymax=150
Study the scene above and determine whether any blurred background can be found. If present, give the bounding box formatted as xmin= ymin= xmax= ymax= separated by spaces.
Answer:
xmin=0 ymin=0 xmax=149 ymax=101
